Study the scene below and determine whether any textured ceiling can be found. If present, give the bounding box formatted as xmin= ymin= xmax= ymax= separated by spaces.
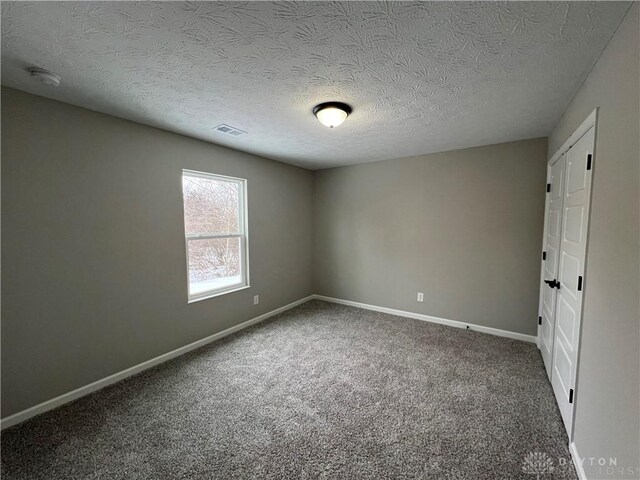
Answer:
xmin=1 ymin=1 xmax=631 ymax=169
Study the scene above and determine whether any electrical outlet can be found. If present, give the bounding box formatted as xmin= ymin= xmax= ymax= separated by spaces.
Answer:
xmin=417 ymin=292 xmax=424 ymax=302
xmin=253 ymin=295 xmax=259 ymax=305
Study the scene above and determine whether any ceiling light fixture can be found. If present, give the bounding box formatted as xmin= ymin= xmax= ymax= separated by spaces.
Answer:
xmin=27 ymin=67 xmax=61 ymax=87
xmin=313 ymin=102 xmax=352 ymax=128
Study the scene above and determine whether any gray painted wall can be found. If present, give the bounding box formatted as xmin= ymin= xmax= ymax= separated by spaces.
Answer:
xmin=548 ymin=4 xmax=639 ymax=477
xmin=4 ymin=12 xmax=637 ymax=472
xmin=313 ymin=138 xmax=548 ymax=336
xmin=1 ymin=88 xmax=314 ymax=417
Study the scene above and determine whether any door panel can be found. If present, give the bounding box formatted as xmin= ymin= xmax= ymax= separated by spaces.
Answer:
xmin=564 ymin=206 xmax=584 ymax=243
xmin=539 ymin=154 xmax=566 ymax=376
xmin=541 ymin=311 xmax=554 ymax=362
xmin=554 ymin=341 xmax=572 ymax=391
xmin=550 ymin=126 xmax=595 ymax=435
xmin=560 ymin=252 xmax=580 ymax=296
xmin=557 ymin=296 xmax=576 ymax=345
xmin=548 ymin=209 xmax=561 ymax=237
xmin=567 ymin=161 xmax=587 ymax=194
xmin=545 ymin=245 xmax=558 ymax=276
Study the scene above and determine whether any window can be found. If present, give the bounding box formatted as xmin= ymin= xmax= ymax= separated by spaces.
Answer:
xmin=182 ymin=170 xmax=249 ymax=302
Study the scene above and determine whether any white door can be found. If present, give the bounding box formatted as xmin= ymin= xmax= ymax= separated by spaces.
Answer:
xmin=539 ymin=154 xmax=566 ymax=377
xmin=550 ymin=126 xmax=595 ymax=433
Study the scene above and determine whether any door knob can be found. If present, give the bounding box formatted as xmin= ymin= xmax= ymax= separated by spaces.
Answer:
xmin=544 ymin=279 xmax=560 ymax=289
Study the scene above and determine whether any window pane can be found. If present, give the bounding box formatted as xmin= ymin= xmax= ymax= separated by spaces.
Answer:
xmin=183 ymin=175 xmax=240 ymax=235
xmin=187 ymin=237 xmax=242 ymax=296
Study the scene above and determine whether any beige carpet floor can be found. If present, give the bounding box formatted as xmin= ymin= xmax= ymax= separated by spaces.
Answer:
xmin=1 ymin=300 xmax=576 ymax=479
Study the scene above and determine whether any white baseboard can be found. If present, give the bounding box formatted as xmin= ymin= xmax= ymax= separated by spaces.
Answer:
xmin=1 ymin=293 xmax=537 ymax=430
xmin=312 ymin=295 xmax=538 ymax=344
xmin=570 ymin=442 xmax=587 ymax=480
xmin=0 ymin=295 xmax=315 ymax=431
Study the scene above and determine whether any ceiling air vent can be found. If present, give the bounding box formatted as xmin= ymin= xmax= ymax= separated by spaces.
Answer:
xmin=215 ymin=124 xmax=247 ymax=136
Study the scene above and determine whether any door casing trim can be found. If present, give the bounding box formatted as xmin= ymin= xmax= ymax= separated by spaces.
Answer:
xmin=537 ymin=108 xmax=598 ymax=442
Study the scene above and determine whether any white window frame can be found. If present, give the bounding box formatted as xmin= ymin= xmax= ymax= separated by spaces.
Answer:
xmin=182 ymin=169 xmax=250 ymax=303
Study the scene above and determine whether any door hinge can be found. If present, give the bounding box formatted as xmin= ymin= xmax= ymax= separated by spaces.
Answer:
xmin=569 ymin=388 xmax=574 ymax=404
xmin=546 ymin=183 xmax=551 ymax=193
xmin=586 ymin=154 xmax=592 ymax=170
xmin=538 ymin=316 xmax=542 ymax=325
xmin=577 ymin=276 xmax=583 ymax=291
xmin=542 ymin=251 xmax=546 ymax=261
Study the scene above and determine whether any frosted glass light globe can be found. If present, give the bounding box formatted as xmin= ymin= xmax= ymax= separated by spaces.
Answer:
xmin=316 ymin=106 xmax=348 ymax=128
xmin=313 ymin=102 xmax=352 ymax=128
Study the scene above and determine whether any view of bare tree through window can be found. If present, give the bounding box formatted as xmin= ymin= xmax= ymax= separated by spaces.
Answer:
xmin=186 ymin=237 xmax=240 ymax=284
xmin=182 ymin=173 xmax=245 ymax=298
xmin=183 ymin=176 xmax=240 ymax=235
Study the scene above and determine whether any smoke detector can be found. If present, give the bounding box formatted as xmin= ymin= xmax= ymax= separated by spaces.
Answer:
xmin=27 ymin=67 xmax=61 ymax=87
xmin=215 ymin=124 xmax=246 ymax=136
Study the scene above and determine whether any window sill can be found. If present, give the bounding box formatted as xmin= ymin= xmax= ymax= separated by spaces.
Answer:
xmin=188 ymin=284 xmax=250 ymax=304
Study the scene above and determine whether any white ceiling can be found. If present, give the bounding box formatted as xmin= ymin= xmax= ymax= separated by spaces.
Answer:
xmin=1 ymin=2 xmax=631 ymax=169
